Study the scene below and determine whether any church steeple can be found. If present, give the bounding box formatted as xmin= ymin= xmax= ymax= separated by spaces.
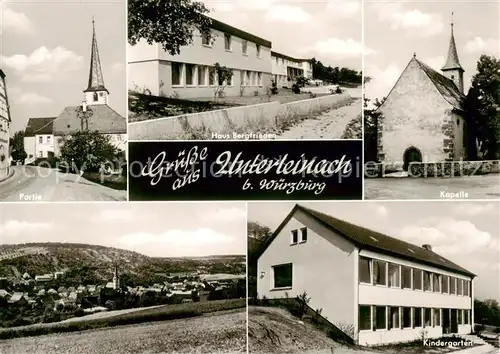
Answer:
xmin=441 ymin=13 xmax=464 ymax=93
xmin=84 ymin=18 xmax=109 ymax=106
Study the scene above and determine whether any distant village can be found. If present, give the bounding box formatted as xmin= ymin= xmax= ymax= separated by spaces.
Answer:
xmin=0 ymin=263 xmax=246 ymax=327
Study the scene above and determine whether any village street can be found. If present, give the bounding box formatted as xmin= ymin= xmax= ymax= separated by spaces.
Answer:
xmin=364 ymin=175 xmax=500 ymax=200
xmin=0 ymin=166 xmax=126 ymax=202
xmin=274 ymin=98 xmax=361 ymax=139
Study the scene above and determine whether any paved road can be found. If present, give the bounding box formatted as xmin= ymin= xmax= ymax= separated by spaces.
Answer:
xmin=0 ymin=309 xmax=246 ymax=354
xmin=275 ymin=98 xmax=361 ymax=139
xmin=365 ymin=174 xmax=500 ymax=200
xmin=0 ymin=166 xmax=126 ymax=202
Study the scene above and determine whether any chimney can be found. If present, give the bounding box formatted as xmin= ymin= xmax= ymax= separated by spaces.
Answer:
xmin=422 ymin=244 xmax=432 ymax=251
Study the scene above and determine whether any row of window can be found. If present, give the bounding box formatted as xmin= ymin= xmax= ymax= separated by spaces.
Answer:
xmin=171 ymin=62 xmax=264 ymax=87
xmin=359 ymin=305 xmax=471 ymax=332
xmin=359 ymin=256 xmax=471 ymax=297
xmin=291 ymin=227 xmax=307 ymax=245
xmin=38 ymin=135 xmax=52 ymax=144
xmin=202 ymin=32 xmax=262 ymax=58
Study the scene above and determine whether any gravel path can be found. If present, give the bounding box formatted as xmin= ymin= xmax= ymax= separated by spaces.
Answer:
xmin=0 ymin=309 xmax=246 ymax=354
xmin=275 ymin=98 xmax=361 ymax=139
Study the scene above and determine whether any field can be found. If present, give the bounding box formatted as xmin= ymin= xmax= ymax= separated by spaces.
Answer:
xmin=0 ymin=299 xmax=246 ymax=340
xmin=0 ymin=308 xmax=246 ymax=354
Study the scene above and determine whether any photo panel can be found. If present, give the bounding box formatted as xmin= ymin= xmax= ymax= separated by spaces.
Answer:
xmin=0 ymin=0 xmax=127 ymax=202
xmin=248 ymin=200 xmax=499 ymax=351
xmin=0 ymin=202 xmax=247 ymax=353
xmin=127 ymin=0 xmax=363 ymax=141
xmin=363 ymin=1 xmax=500 ymax=200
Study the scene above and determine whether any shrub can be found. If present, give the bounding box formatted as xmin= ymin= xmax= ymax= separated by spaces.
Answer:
xmin=291 ymin=84 xmax=301 ymax=94
xmin=335 ymin=86 xmax=343 ymax=94
xmin=270 ymin=80 xmax=279 ymax=95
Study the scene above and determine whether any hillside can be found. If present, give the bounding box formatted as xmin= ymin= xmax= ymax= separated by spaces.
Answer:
xmin=0 ymin=243 xmax=245 ymax=285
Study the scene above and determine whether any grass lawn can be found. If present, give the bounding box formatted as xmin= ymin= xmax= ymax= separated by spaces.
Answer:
xmin=0 ymin=298 xmax=246 ymax=340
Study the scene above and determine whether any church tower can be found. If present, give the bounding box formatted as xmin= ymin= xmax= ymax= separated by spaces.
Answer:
xmin=441 ymin=13 xmax=464 ymax=94
xmin=84 ymin=18 xmax=109 ymax=106
xmin=112 ymin=265 xmax=119 ymax=290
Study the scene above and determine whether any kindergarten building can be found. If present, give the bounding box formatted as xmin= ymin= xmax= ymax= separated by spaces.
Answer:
xmin=128 ymin=17 xmax=313 ymax=99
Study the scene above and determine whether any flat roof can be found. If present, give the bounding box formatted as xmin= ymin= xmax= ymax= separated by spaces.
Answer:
xmin=209 ymin=17 xmax=272 ymax=48
xmin=271 ymin=51 xmax=312 ymax=63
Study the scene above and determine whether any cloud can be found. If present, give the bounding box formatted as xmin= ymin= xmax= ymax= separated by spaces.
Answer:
xmin=399 ymin=218 xmax=494 ymax=254
xmin=372 ymin=3 xmax=443 ymax=37
xmin=1 ymin=7 xmax=35 ymax=35
xmin=303 ymin=38 xmax=367 ymax=60
xmin=117 ymin=228 xmax=233 ymax=247
xmin=1 ymin=46 xmax=83 ymax=82
xmin=265 ymin=5 xmax=312 ymax=23
xmin=453 ymin=203 xmax=497 ymax=216
xmin=364 ymin=63 xmax=401 ymax=103
xmin=17 ymin=92 xmax=52 ymax=104
xmin=3 ymin=220 xmax=53 ymax=236
xmin=325 ymin=0 xmax=360 ymax=19
xmin=423 ymin=56 xmax=445 ymax=71
xmin=464 ymin=37 xmax=499 ymax=55
xmin=200 ymin=207 xmax=246 ymax=223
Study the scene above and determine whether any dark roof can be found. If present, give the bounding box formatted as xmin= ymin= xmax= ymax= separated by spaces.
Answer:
xmin=442 ymin=25 xmax=464 ymax=72
xmin=261 ymin=204 xmax=475 ymax=278
xmin=24 ymin=117 xmax=57 ymax=137
xmin=414 ymin=58 xmax=464 ymax=110
xmin=52 ymin=104 xmax=126 ymax=135
xmin=208 ymin=17 xmax=272 ymax=48
xmin=0 ymin=69 xmax=5 ymax=79
xmin=271 ymin=51 xmax=311 ymax=63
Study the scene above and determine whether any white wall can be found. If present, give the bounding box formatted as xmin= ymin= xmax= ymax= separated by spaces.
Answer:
xmin=258 ymin=208 xmax=356 ymax=338
xmin=24 ymin=135 xmax=54 ymax=163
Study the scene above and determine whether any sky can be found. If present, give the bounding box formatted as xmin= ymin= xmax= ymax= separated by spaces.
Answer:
xmin=0 ymin=202 xmax=247 ymax=258
xmin=200 ymin=0 xmax=362 ymax=70
xmin=248 ymin=201 xmax=500 ymax=301
xmin=0 ymin=0 xmax=127 ymax=134
xmin=364 ymin=0 xmax=500 ymax=102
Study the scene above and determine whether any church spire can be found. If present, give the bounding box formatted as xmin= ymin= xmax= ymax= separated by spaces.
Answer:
xmin=84 ymin=18 xmax=109 ymax=105
xmin=441 ymin=12 xmax=464 ymax=72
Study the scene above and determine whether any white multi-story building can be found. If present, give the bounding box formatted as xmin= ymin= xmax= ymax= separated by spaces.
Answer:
xmin=257 ymin=205 xmax=474 ymax=346
xmin=129 ymin=18 xmax=277 ymax=99
xmin=24 ymin=117 xmax=56 ymax=164
xmin=0 ymin=69 xmax=11 ymax=179
xmin=271 ymin=51 xmax=313 ymax=88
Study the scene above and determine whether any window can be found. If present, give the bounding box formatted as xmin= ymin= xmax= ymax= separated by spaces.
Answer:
xmin=403 ymin=307 xmax=411 ymax=328
xmin=359 ymin=306 xmax=371 ymax=330
xmin=275 ymin=57 xmax=278 ymax=65
xmin=413 ymin=269 xmax=422 ymax=290
xmin=457 ymin=279 xmax=463 ymax=295
xmin=457 ymin=119 xmax=460 ymax=126
xmin=457 ymin=309 xmax=463 ymax=325
xmin=433 ymin=308 xmax=441 ymax=326
xmin=240 ymin=71 xmax=245 ymax=86
xmin=256 ymin=44 xmax=261 ymax=57
xmin=442 ymin=275 xmax=449 ymax=294
xmin=300 ymin=227 xmax=307 ymax=242
xmin=93 ymin=92 xmax=98 ymax=101
xmin=465 ymin=310 xmax=470 ymax=324
xmin=388 ymin=263 xmax=400 ymax=287
xmin=209 ymin=67 xmax=215 ymax=86
xmin=172 ymin=62 xmax=182 ymax=86
xmin=38 ymin=151 xmax=43 ymax=158
xmin=39 ymin=136 xmax=43 ymax=143
xmin=47 ymin=136 xmax=51 ymax=143
xmin=414 ymin=308 xmax=422 ymax=327
xmin=202 ymin=32 xmax=211 ymax=46
xmin=389 ymin=307 xmax=399 ymax=329
xmin=402 ymin=266 xmax=412 ymax=289
xmin=433 ymin=274 xmax=441 ymax=293
xmin=273 ymin=263 xmax=292 ymax=288
xmin=258 ymin=72 xmax=263 ymax=86
xmin=227 ymin=74 xmax=233 ymax=86
xmin=359 ymin=257 xmax=371 ymax=284
xmin=450 ymin=277 xmax=456 ymax=294
xmin=224 ymin=34 xmax=232 ymax=51
xmin=198 ymin=66 xmax=207 ymax=86
xmin=423 ymin=271 xmax=431 ymax=291
xmin=282 ymin=58 xmax=284 ymax=65
xmin=424 ymin=308 xmax=431 ymax=327
xmin=375 ymin=306 xmax=386 ymax=330
xmin=242 ymin=40 xmax=248 ymax=54
xmin=464 ymin=280 xmax=470 ymax=296
xmin=185 ymin=64 xmax=195 ymax=86
xmin=291 ymin=230 xmax=298 ymax=244
xmin=373 ymin=260 xmax=387 ymax=286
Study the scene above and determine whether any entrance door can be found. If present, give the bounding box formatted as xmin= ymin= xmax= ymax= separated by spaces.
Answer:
xmin=443 ymin=309 xmax=451 ymax=334
xmin=403 ymin=147 xmax=423 ymax=171
xmin=451 ymin=309 xmax=458 ymax=333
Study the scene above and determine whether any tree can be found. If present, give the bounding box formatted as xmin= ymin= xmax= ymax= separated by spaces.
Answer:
xmin=213 ymin=62 xmax=234 ymax=99
xmin=463 ymin=55 xmax=500 ymax=159
xmin=10 ymin=130 xmax=27 ymax=163
xmin=363 ymin=96 xmax=383 ymax=163
xmin=59 ymin=131 xmax=119 ymax=173
xmin=128 ymin=0 xmax=213 ymax=56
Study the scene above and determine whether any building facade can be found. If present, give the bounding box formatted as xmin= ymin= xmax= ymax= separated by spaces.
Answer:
xmin=376 ymin=22 xmax=466 ymax=167
xmin=24 ymin=117 xmax=56 ymax=164
xmin=0 ymin=70 xmax=11 ymax=179
xmin=257 ymin=205 xmax=474 ymax=346
xmin=128 ymin=18 xmax=317 ymax=99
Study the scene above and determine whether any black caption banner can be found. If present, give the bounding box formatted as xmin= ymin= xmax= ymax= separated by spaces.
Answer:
xmin=128 ymin=140 xmax=362 ymax=200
